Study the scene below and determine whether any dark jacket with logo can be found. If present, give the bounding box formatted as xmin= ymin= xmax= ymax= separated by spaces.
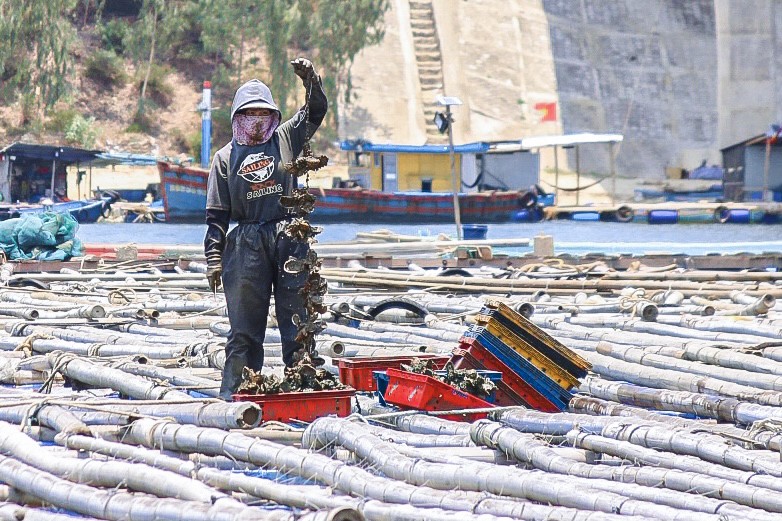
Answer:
xmin=203 ymin=78 xmax=327 ymax=265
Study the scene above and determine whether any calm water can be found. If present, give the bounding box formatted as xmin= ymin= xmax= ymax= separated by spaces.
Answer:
xmin=78 ymin=221 xmax=782 ymax=256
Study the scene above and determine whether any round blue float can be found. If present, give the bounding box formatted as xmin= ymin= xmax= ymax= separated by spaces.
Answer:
xmin=722 ymin=209 xmax=751 ymax=224
xmin=462 ymin=224 xmax=488 ymax=240
xmin=571 ymin=211 xmax=600 ymax=221
xmin=648 ymin=209 xmax=678 ymax=224
xmin=512 ymin=208 xmax=543 ymax=222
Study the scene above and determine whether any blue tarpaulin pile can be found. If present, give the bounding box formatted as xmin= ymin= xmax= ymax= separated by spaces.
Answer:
xmin=688 ymin=163 xmax=723 ymax=180
xmin=0 ymin=212 xmax=84 ymax=261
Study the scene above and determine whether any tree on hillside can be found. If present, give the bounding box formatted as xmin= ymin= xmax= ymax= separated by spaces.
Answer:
xmin=169 ymin=0 xmax=388 ymax=134
xmin=125 ymin=0 xmax=165 ymax=130
xmin=298 ymin=0 xmax=388 ymax=135
xmin=0 ymin=0 xmax=79 ymax=123
xmin=258 ymin=0 xmax=298 ymax=116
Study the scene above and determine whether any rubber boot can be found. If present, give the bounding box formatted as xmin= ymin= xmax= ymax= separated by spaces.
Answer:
xmin=218 ymin=354 xmax=246 ymax=401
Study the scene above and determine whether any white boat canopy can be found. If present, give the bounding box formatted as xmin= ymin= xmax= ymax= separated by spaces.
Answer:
xmin=519 ymin=133 xmax=624 ymax=150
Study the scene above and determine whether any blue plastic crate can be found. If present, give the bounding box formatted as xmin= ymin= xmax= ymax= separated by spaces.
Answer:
xmin=374 ymin=370 xmax=390 ymax=405
xmin=478 ymin=306 xmax=588 ymax=379
xmin=465 ymin=327 xmax=572 ymax=410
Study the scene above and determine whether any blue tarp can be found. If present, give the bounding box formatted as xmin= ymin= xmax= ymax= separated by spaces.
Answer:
xmin=689 ymin=164 xmax=723 ymax=180
xmin=0 ymin=212 xmax=83 ymax=261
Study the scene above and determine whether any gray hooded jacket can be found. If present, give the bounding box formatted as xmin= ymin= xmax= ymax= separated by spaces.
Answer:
xmin=206 ymin=77 xmax=327 ymax=225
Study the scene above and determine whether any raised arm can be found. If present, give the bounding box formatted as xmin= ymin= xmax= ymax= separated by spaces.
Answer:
xmin=277 ymin=58 xmax=329 ymax=160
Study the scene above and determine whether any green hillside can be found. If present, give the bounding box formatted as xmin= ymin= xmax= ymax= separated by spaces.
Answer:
xmin=0 ymin=0 xmax=387 ymax=157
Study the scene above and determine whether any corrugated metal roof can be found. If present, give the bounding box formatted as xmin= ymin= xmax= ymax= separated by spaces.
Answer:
xmin=341 ymin=135 xmax=623 ymax=154
xmin=720 ymin=134 xmax=782 ymax=151
xmin=0 ymin=142 xmax=103 ymax=164
xmin=340 ymin=140 xmax=490 ymax=154
xmin=94 ymin=152 xmax=160 ymax=166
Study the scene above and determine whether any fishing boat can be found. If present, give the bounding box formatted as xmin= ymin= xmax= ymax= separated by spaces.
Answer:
xmin=158 ymin=159 xmax=541 ymax=223
xmin=158 ymin=143 xmax=553 ymax=223
xmin=12 ymin=198 xmax=109 ymax=223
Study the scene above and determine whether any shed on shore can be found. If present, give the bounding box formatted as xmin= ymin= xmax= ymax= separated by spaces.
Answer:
xmin=721 ymin=134 xmax=782 ymax=202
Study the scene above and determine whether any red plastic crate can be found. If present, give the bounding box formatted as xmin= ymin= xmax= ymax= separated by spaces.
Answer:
xmin=233 ymin=389 xmax=355 ymax=423
xmin=451 ymin=338 xmax=560 ymax=412
xmin=383 ymin=368 xmax=495 ymax=422
xmin=337 ymin=355 xmax=451 ymax=391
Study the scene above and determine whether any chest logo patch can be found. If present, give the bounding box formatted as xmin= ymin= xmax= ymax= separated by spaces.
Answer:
xmin=237 ymin=153 xmax=275 ymax=183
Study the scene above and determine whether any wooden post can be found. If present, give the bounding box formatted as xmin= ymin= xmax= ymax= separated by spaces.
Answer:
xmin=447 ymin=105 xmax=462 ymax=240
xmin=610 ymin=142 xmax=616 ymax=205
xmin=553 ymin=145 xmax=559 ymax=206
xmin=575 ymin=145 xmax=581 ymax=206
xmin=763 ymin=140 xmax=771 ymax=202
xmin=50 ymin=158 xmax=56 ymax=199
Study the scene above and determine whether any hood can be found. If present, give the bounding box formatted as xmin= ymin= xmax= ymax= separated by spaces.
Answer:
xmin=230 ymin=79 xmax=280 ymax=121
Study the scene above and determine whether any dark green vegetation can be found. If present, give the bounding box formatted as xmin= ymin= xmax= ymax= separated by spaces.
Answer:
xmin=0 ymin=0 xmax=388 ymax=150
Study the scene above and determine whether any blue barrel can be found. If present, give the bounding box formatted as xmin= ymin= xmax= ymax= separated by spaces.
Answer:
xmin=571 ymin=211 xmax=599 ymax=221
xmin=648 ymin=209 xmax=678 ymax=224
xmin=462 ymin=224 xmax=488 ymax=240
xmin=722 ymin=209 xmax=750 ymax=224
xmin=513 ymin=208 xmax=543 ymax=222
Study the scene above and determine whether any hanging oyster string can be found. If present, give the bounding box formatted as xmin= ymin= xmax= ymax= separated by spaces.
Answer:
xmin=280 ymin=72 xmax=329 ymax=364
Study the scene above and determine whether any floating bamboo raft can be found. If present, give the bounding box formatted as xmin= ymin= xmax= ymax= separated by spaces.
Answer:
xmin=544 ymin=201 xmax=782 ymax=224
xmin=0 ymin=255 xmax=781 ymax=519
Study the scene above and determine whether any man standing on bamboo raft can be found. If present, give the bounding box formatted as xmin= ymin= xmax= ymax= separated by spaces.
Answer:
xmin=203 ymin=58 xmax=328 ymax=401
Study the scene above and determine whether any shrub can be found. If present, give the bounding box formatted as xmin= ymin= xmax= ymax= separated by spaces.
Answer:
xmin=137 ymin=64 xmax=173 ymax=107
xmin=85 ymin=49 xmax=127 ymax=88
xmin=127 ymin=99 xmax=158 ymax=134
xmin=65 ymin=115 xmax=97 ymax=148
xmin=211 ymin=106 xmax=232 ymax=148
xmin=187 ymin=131 xmax=201 ymax=160
xmin=100 ymin=18 xmax=130 ymax=55
xmin=46 ymin=107 xmax=78 ymax=132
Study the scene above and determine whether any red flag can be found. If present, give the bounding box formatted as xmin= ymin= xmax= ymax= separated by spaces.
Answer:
xmin=535 ymin=102 xmax=557 ymax=122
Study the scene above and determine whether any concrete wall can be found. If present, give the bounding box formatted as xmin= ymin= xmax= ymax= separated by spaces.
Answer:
xmin=542 ymin=0 xmax=719 ymax=178
xmin=432 ymin=0 xmax=562 ymax=144
xmin=341 ymin=1 xmax=782 ymax=181
xmin=338 ymin=0 xmax=427 ymax=144
xmin=715 ymin=0 xmax=782 ymax=149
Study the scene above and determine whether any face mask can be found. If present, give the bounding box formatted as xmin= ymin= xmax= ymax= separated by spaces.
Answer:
xmin=232 ymin=112 xmax=280 ymax=145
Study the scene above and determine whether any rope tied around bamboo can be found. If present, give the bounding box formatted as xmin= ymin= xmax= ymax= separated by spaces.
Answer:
xmin=14 ymin=333 xmax=53 ymax=357
xmin=86 ymin=343 xmax=105 ymax=357
xmin=37 ymin=353 xmax=74 ymax=394
xmin=107 ymin=288 xmax=137 ymax=304
xmin=748 ymin=418 xmax=782 ymax=441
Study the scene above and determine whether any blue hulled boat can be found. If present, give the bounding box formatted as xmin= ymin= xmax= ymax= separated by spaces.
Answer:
xmin=158 ymin=161 xmax=539 ymax=223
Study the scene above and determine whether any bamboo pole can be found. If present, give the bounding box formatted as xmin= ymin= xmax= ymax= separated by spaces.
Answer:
xmin=470 ymin=420 xmax=782 ymax=513
xmin=0 ymin=454 xmax=306 ymax=521
xmin=0 ymin=421 xmax=232 ymax=504
xmin=121 ymin=419 xmax=606 ymax=520
xmin=302 ymin=417 xmax=730 ymax=520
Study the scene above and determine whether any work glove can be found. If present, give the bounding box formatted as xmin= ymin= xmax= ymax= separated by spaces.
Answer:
xmin=291 ymin=57 xmax=316 ymax=85
xmin=206 ymin=262 xmax=223 ymax=293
